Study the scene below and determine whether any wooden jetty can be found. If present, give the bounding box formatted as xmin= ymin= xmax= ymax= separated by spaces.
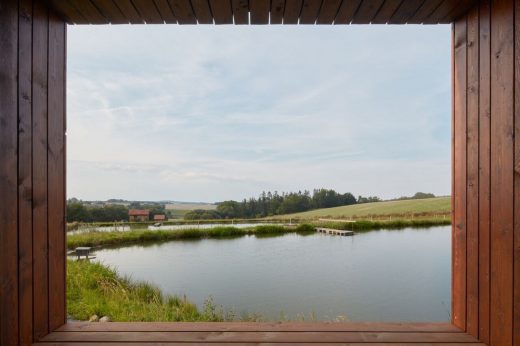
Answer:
xmin=315 ymin=227 xmax=354 ymax=236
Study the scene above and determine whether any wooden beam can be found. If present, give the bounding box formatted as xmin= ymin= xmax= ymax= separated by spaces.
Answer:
xmin=132 ymin=0 xmax=164 ymax=23
xmin=209 ymin=0 xmax=233 ymax=24
xmin=112 ymin=0 xmax=143 ymax=23
xmin=283 ymin=0 xmax=302 ymax=24
xmin=47 ymin=12 xmax=66 ymax=332
xmin=0 ymin=0 xmax=19 ymax=345
xmin=351 ymin=0 xmax=384 ymax=24
xmin=154 ymin=0 xmax=177 ymax=23
xmin=453 ymin=16 xmax=468 ymax=332
xmin=32 ymin=1 xmax=50 ymax=340
xmin=168 ymin=0 xmax=197 ymax=24
xmin=191 ymin=0 xmax=213 ymax=24
xmin=270 ymin=0 xmax=285 ymax=24
xmin=490 ymin=0 xmax=515 ymax=345
xmin=371 ymin=0 xmax=403 ymax=24
xmin=477 ymin=0 xmax=491 ymax=343
xmin=90 ymin=0 xmax=128 ymax=24
xmin=465 ymin=5 xmax=479 ymax=339
xmin=250 ymin=0 xmax=269 ymax=24
xmin=18 ymin=1 xmax=34 ymax=345
xmin=299 ymin=0 xmax=322 ymax=24
xmin=334 ymin=0 xmax=361 ymax=24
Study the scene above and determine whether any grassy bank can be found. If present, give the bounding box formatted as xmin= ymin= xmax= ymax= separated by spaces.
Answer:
xmin=315 ymin=218 xmax=451 ymax=232
xmin=67 ymin=219 xmax=450 ymax=250
xmin=67 ymin=224 xmax=314 ymax=249
xmin=67 ymin=259 xmax=248 ymax=321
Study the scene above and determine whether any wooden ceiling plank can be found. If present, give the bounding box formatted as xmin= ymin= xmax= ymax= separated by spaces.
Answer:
xmin=423 ymin=0 xmax=458 ymax=24
xmin=316 ymin=0 xmax=341 ymax=24
xmin=250 ymin=0 xmax=270 ymax=24
xmin=299 ymin=0 xmax=322 ymax=24
xmin=388 ymin=0 xmax=425 ymax=24
xmin=407 ymin=0 xmax=443 ymax=23
xmin=283 ymin=0 xmax=303 ymax=24
xmin=232 ymin=0 xmax=250 ymax=24
xmin=270 ymin=0 xmax=285 ymax=24
xmin=91 ymin=0 xmax=128 ymax=24
xmin=154 ymin=0 xmax=177 ymax=23
xmin=352 ymin=0 xmax=384 ymax=24
xmin=191 ymin=0 xmax=213 ymax=24
xmin=168 ymin=0 xmax=197 ymax=24
xmin=131 ymin=0 xmax=164 ymax=23
xmin=334 ymin=0 xmax=361 ymax=24
xmin=371 ymin=0 xmax=403 ymax=24
xmin=112 ymin=0 xmax=144 ymax=23
xmin=48 ymin=0 xmax=86 ymax=23
xmin=209 ymin=0 xmax=234 ymax=24
xmin=441 ymin=0 xmax=476 ymax=23
xmin=70 ymin=0 xmax=107 ymax=24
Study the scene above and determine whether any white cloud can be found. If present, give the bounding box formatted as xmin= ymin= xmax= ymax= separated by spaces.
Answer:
xmin=67 ymin=24 xmax=451 ymax=202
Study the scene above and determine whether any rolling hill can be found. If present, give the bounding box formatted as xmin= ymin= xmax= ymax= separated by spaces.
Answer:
xmin=277 ymin=197 xmax=451 ymax=220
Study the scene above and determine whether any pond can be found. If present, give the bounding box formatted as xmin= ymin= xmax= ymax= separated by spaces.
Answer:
xmin=93 ymin=226 xmax=451 ymax=321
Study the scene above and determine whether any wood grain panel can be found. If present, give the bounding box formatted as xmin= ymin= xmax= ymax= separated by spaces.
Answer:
xmin=334 ymin=0 xmax=361 ymax=24
xmin=47 ymin=0 xmax=86 ymax=23
xmin=0 ymin=0 xmax=19 ymax=345
xmin=352 ymin=0 xmax=384 ymax=24
xmin=32 ymin=1 xmax=50 ymax=340
xmin=47 ymin=12 xmax=66 ymax=332
xmin=389 ymin=0 xmax=424 ymax=24
xmin=154 ymin=0 xmax=177 ymax=23
xmin=209 ymin=0 xmax=233 ymax=24
xmin=465 ymin=5 xmax=479 ymax=339
xmin=408 ymin=0 xmax=443 ymax=23
xmin=41 ymin=331 xmax=480 ymax=343
xmin=191 ymin=0 xmax=213 ymax=24
xmin=112 ymin=0 xmax=143 ymax=23
xmin=490 ymin=0 xmax=515 ymax=345
xmin=299 ymin=0 xmax=322 ymax=24
xmin=270 ymin=0 xmax=285 ymax=24
xmin=316 ymin=0 xmax=341 ymax=24
xmin=514 ymin=0 xmax=520 ymax=345
xmin=90 ymin=0 xmax=128 ymax=24
xmin=477 ymin=0 xmax=491 ymax=343
xmin=18 ymin=1 xmax=34 ymax=345
xmin=250 ymin=0 xmax=269 ymax=24
xmin=453 ymin=16 xmax=468 ymax=331
xmin=283 ymin=0 xmax=302 ymax=24
xmin=69 ymin=0 xmax=106 ymax=24
xmin=132 ymin=0 xmax=164 ymax=23
xmin=371 ymin=0 xmax=403 ymax=24
xmin=168 ymin=0 xmax=196 ymax=24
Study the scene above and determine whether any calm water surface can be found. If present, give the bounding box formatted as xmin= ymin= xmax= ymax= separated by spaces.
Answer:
xmin=94 ymin=226 xmax=451 ymax=321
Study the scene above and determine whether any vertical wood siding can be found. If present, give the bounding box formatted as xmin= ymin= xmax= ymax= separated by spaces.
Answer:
xmin=0 ymin=1 xmax=66 ymax=345
xmin=453 ymin=1 xmax=519 ymax=345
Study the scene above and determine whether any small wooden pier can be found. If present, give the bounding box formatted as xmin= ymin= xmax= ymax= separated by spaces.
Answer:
xmin=316 ymin=227 xmax=354 ymax=236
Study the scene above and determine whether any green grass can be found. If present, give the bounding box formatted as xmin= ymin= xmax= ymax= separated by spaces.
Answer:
xmin=315 ymin=218 xmax=451 ymax=232
xmin=67 ymin=259 xmax=245 ymax=321
xmin=67 ymin=225 xmax=315 ymax=249
xmin=277 ymin=197 xmax=451 ymax=220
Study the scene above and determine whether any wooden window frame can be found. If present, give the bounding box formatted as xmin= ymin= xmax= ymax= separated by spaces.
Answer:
xmin=1 ymin=0 xmax=519 ymax=345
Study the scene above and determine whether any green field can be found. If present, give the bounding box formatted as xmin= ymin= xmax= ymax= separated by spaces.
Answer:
xmin=277 ymin=197 xmax=451 ymax=220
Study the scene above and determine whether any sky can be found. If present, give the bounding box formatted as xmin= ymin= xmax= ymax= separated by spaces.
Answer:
xmin=67 ymin=24 xmax=451 ymax=203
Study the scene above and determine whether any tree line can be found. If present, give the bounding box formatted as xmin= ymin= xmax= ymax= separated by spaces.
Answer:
xmin=185 ymin=189 xmax=381 ymax=220
xmin=66 ymin=201 xmax=167 ymax=223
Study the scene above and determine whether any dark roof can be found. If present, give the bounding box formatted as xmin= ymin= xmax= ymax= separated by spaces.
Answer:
xmin=48 ymin=0 xmax=478 ymax=25
xmin=128 ymin=209 xmax=149 ymax=216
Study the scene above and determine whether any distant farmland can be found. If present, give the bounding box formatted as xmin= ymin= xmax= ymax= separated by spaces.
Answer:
xmin=165 ymin=202 xmax=217 ymax=218
xmin=276 ymin=197 xmax=451 ymax=220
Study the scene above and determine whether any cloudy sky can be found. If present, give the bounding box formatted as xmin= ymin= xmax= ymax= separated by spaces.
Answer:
xmin=67 ymin=24 xmax=451 ymax=203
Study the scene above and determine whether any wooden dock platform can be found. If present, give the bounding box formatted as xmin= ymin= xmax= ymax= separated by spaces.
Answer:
xmin=316 ymin=227 xmax=354 ymax=236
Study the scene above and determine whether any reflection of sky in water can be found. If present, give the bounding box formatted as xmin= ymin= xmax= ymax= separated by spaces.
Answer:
xmin=93 ymin=226 xmax=451 ymax=321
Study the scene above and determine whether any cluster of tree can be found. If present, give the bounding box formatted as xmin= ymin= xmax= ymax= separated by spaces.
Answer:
xmin=67 ymin=203 xmax=129 ymax=222
xmin=184 ymin=209 xmax=222 ymax=220
xmin=209 ymin=189 xmax=379 ymax=219
xmin=66 ymin=199 xmax=169 ymax=222
xmin=396 ymin=192 xmax=436 ymax=201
